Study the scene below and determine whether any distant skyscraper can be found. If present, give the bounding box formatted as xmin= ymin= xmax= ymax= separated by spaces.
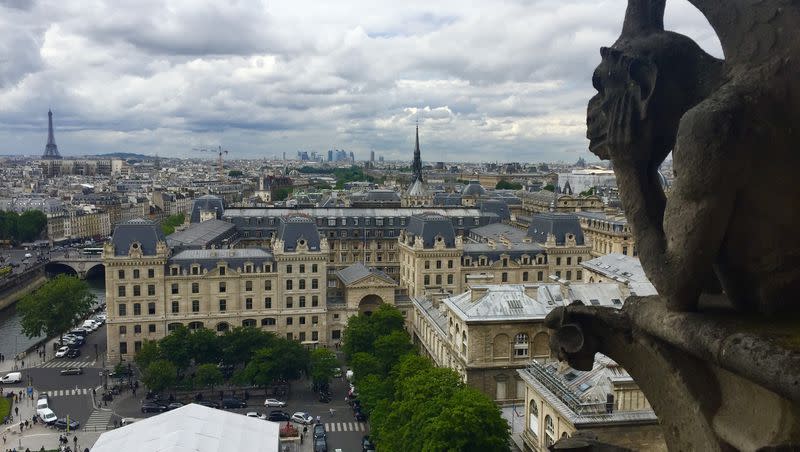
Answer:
xmin=328 ymin=149 xmax=333 ymax=162
xmin=370 ymin=150 xmax=375 ymax=162
xmin=411 ymin=124 xmax=423 ymax=183
xmin=349 ymin=151 xmax=355 ymax=162
xmin=42 ymin=109 xmax=62 ymax=160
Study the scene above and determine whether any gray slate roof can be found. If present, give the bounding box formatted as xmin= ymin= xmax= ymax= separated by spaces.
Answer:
xmin=111 ymin=218 xmax=165 ymax=256
xmin=169 ymin=248 xmax=274 ymax=272
xmin=462 ymin=181 xmax=486 ymax=196
xmin=444 ymin=284 xmax=562 ymax=322
xmin=527 ymin=212 xmax=585 ymax=245
xmin=190 ymin=195 xmax=225 ymax=223
xmin=406 ymin=213 xmax=456 ymax=247
xmin=335 ymin=262 xmax=396 ymax=286
xmin=166 ymin=219 xmax=237 ymax=250
xmin=277 ymin=215 xmax=321 ymax=251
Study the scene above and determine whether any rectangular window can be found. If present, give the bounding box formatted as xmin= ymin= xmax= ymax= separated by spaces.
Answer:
xmin=556 ymin=257 xmax=562 ymax=266
xmin=245 ymin=298 xmax=253 ymax=309
xmin=119 ymin=325 xmax=127 ymax=334
xmin=299 ymin=264 xmax=305 ymax=273
xmin=424 ymin=275 xmax=430 ymax=285
xmin=133 ymin=269 xmax=140 ymax=279
xmin=171 ymin=283 xmax=179 ymax=295
xmin=312 ymin=264 xmax=318 ymax=273
xmin=311 ymin=279 xmax=318 ymax=289
xmin=502 ymin=272 xmax=508 ymax=282
xmin=567 ymin=257 xmax=572 ymax=265
xmin=523 ymin=272 xmax=529 ymax=282
xmin=119 ymin=342 xmax=127 ymax=354
xmin=148 ymin=285 xmax=155 ymax=296
xmin=286 ymin=317 xmax=293 ymax=325
xmin=134 ymin=341 xmax=142 ymax=353
xmin=148 ymin=324 xmax=156 ymax=333
xmin=118 ymin=286 xmax=126 ymax=297
xmin=312 ymin=296 xmax=319 ymax=307
xmin=171 ymin=301 xmax=179 ymax=313
xmin=556 ymin=271 xmax=562 ymax=278
xmin=147 ymin=302 xmax=156 ymax=315
xmin=133 ymin=285 xmax=141 ymax=297
xmin=435 ymin=274 xmax=442 ymax=285
xmin=299 ymin=316 xmax=306 ymax=325
xmin=133 ymin=303 xmax=141 ymax=316
xmin=118 ymin=304 xmax=126 ymax=316
xmin=447 ymin=274 xmax=453 ymax=284
xmin=448 ymin=260 xmax=453 ymax=269
xmin=192 ymin=283 xmax=199 ymax=294
xmin=312 ymin=331 xmax=318 ymax=341
xmin=219 ymin=282 xmax=226 ymax=293
xmin=148 ymin=269 xmax=155 ymax=278
xmin=118 ymin=269 xmax=125 ymax=279
xmin=537 ymin=271 xmax=544 ymax=281
xmin=192 ymin=266 xmax=199 ymax=275
xmin=299 ymin=332 xmax=306 ymax=341
xmin=436 ymin=260 xmax=442 ymax=269
xmin=299 ymin=296 xmax=306 ymax=308
xmin=134 ymin=324 xmax=141 ymax=334
xmin=286 ymin=280 xmax=293 ymax=290
xmin=576 ymin=270 xmax=583 ymax=281
xmin=264 ymin=297 xmax=272 ymax=309
xmin=264 ymin=280 xmax=272 ymax=290
xmin=424 ymin=261 xmax=430 ymax=269
xmin=219 ymin=266 xmax=226 ymax=276
xmin=299 ymin=279 xmax=306 ymax=290
xmin=171 ymin=267 xmax=178 ymax=276
xmin=286 ymin=265 xmax=292 ymax=274
xmin=332 ymin=330 xmax=341 ymax=339
xmin=192 ymin=300 xmax=199 ymax=312
xmin=312 ymin=315 xmax=318 ymax=324
xmin=219 ymin=299 xmax=227 ymax=311
xmin=286 ymin=332 xmax=293 ymax=340
xmin=245 ymin=280 xmax=253 ymax=291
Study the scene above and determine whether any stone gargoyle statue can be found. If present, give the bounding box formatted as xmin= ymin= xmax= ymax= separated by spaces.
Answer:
xmin=586 ymin=0 xmax=800 ymax=316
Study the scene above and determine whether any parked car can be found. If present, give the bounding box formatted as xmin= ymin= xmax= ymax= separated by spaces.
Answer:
xmin=167 ymin=402 xmax=184 ymax=410
xmin=55 ymin=346 xmax=70 ymax=358
xmin=314 ymin=436 xmax=328 ymax=452
xmin=291 ymin=412 xmax=314 ymax=425
xmin=36 ymin=395 xmax=50 ymax=411
xmin=268 ymin=410 xmax=291 ymax=422
xmin=65 ymin=348 xmax=81 ymax=359
xmin=313 ymin=423 xmax=327 ymax=439
xmin=37 ymin=408 xmax=57 ymax=425
xmin=69 ymin=328 xmax=88 ymax=338
xmin=264 ymin=398 xmax=286 ymax=407
xmin=141 ymin=402 xmax=168 ymax=413
xmin=60 ymin=368 xmax=83 ymax=376
xmin=221 ymin=398 xmax=247 ymax=409
xmin=354 ymin=409 xmax=367 ymax=422
xmin=1 ymin=372 xmax=22 ymax=384
xmin=362 ymin=436 xmax=376 ymax=452
xmin=246 ymin=412 xmax=267 ymax=420
xmin=195 ymin=400 xmax=220 ymax=409
xmin=332 ymin=367 xmax=343 ymax=378
xmin=54 ymin=418 xmax=80 ymax=430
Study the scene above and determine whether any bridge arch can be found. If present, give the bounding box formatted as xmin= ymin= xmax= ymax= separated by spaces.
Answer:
xmin=44 ymin=262 xmax=78 ymax=277
xmin=84 ymin=263 xmax=105 ymax=279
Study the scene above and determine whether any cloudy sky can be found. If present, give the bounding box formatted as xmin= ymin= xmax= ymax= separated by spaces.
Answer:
xmin=0 ymin=0 xmax=722 ymax=162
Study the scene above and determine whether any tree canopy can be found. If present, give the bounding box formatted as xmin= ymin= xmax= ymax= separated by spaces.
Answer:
xmin=310 ymin=348 xmax=338 ymax=386
xmin=18 ymin=275 xmax=95 ymax=339
xmin=160 ymin=213 xmax=185 ymax=235
xmin=142 ymin=360 xmax=178 ymax=393
xmin=495 ymin=180 xmax=523 ymax=190
xmin=0 ymin=210 xmax=47 ymax=243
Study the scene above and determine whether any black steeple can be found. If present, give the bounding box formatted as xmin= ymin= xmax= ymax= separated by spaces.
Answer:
xmin=42 ymin=109 xmax=62 ymax=160
xmin=411 ymin=123 xmax=423 ymax=183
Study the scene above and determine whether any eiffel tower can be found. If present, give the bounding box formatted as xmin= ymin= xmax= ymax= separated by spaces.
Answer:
xmin=42 ymin=109 xmax=62 ymax=160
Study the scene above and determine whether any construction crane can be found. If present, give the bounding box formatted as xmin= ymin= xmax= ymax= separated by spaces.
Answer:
xmin=192 ymin=145 xmax=230 ymax=179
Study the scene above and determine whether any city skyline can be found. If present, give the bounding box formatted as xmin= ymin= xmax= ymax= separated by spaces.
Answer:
xmin=0 ymin=0 xmax=721 ymax=162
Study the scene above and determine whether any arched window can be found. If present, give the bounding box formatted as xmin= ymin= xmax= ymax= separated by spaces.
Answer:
xmin=545 ymin=415 xmax=555 ymax=447
xmin=167 ymin=322 xmax=182 ymax=332
xmin=242 ymin=319 xmax=256 ymax=328
xmin=514 ymin=333 xmax=529 ymax=357
xmin=461 ymin=331 xmax=467 ymax=355
xmin=261 ymin=318 xmax=276 ymax=326
xmin=528 ymin=400 xmax=539 ymax=437
xmin=533 ymin=332 xmax=550 ymax=357
xmin=493 ymin=334 xmax=509 ymax=358
xmin=216 ymin=322 xmax=230 ymax=333
xmin=188 ymin=321 xmax=204 ymax=331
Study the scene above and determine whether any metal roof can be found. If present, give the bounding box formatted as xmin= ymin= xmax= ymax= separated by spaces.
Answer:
xmin=335 ymin=262 xmax=396 ymax=286
xmin=166 ymin=220 xmax=236 ymax=248
xmin=443 ymin=284 xmax=563 ymax=322
xmin=111 ymin=218 xmax=165 ymax=256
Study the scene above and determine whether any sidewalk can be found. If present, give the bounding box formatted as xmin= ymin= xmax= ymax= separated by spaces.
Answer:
xmin=0 ymin=333 xmax=63 ymax=376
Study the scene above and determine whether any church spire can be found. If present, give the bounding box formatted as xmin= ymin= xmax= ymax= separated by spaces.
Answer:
xmin=411 ymin=122 xmax=423 ymax=183
xmin=42 ymin=109 xmax=62 ymax=160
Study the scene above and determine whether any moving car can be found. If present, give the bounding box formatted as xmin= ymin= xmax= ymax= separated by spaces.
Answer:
xmin=264 ymin=398 xmax=286 ymax=407
xmin=246 ymin=412 xmax=268 ymax=420
xmin=362 ymin=436 xmax=376 ymax=452
xmin=314 ymin=436 xmax=328 ymax=452
xmin=54 ymin=418 xmax=81 ymax=430
xmin=221 ymin=398 xmax=247 ymax=409
xmin=37 ymin=408 xmax=57 ymax=425
xmin=65 ymin=348 xmax=81 ymax=359
xmin=141 ymin=402 xmax=168 ymax=413
xmin=1 ymin=372 xmax=22 ymax=384
xmin=314 ymin=423 xmax=327 ymax=439
xmin=268 ymin=410 xmax=291 ymax=422
xmin=291 ymin=412 xmax=314 ymax=425
xmin=55 ymin=346 xmax=70 ymax=358
xmin=60 ymin=367 xmax=83 ymax=376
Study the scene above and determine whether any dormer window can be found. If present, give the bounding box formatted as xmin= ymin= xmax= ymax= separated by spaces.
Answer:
xmin=219 ymin=266 xmax=226 ymax=276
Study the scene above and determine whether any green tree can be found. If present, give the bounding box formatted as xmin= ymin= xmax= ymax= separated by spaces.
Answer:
xmin=188 ymin=328 xmax=222 ymax=364
xmin=228 ymin=170 xmax=243 ymax=178
xmin=495 ymin=180 xmax=523 ymax=190
xmin=159 ymin=325 xmax=192 ymax=371
xmin=142 ymin=359 xmax=177 ymax=393
xmin=274 ymin=187 xmax=292 ymax=201
xmin=18 ymin=275 xmax=95 ymax=340
xmin=134 ymin=340 xmax=161 ymax=371
xmin=543 ymin=184 xmax=556 ymax=192
xmin=160 ymin=213 xmax=185 ymax=235
xmin=422 ymin=387 xmax=511 ymax=452
xmin=310 ymin=348 xmax=338 ymax=387
xmin=373 ymin=330 xmax=413 ymax=373
xmin=350 ymin=352 xmax=382 ymax=383
xmin=342 ymin=314 xmax=375 ymax=358
xmin=268 ymin=338 xmax=310 ymax=381
xmin=0 ymin=211 xmax=19 ymax=241
xmin=194 ymin=363 xmax=224 ymax=390
xmin=16 ymin=210 xmax=47 ymax=242
xmin=220 ymin=327 xmax=275 ymax=367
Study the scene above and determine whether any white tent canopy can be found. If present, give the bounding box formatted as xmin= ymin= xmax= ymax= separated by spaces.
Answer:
xmin=92 ymin=403 xmax=281 ymax=452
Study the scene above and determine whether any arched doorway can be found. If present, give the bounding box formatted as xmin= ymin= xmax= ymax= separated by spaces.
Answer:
xmin=358 ymin=294 xmax=383 ymax=315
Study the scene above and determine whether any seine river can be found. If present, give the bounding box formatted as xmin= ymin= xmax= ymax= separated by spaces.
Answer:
xmin=0 ymin=274 xmax=105 ymax=360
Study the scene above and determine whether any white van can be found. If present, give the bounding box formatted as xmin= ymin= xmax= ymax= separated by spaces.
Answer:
xmin=1 ymin=372 xmax=22 ymax=384
xmin=82 ymin=320 xmax=99 ymax=331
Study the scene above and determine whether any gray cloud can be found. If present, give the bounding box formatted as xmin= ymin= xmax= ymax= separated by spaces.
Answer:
xmin=0 ymin=0 xmax=721 ymax=162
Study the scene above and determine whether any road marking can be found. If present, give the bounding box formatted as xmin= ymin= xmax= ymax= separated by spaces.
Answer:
xmin=49 ymin=388 xmax=92 ymax=397
xmin=83 ymin=409 xmax=112 ymax=432
xmin=324 ymin=422 xmax=366 ymax=432
xmin=37 ymin=360 xmax=96 ymax=369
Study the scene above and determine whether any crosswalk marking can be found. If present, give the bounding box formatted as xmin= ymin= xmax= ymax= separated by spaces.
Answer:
xmin=323 ymin=422 xmax=366 ymax=432
xmin=48 ymin=388 xmax=92 ymax=397
xmin=36 ymin=360 xmax=96 ymax=369
xmin=83 ymin=409 xmax=112 ymax=432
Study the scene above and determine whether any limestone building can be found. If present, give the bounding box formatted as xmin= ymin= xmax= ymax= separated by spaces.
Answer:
xmin=576 ymin=211 xmax=636 ymax=257
xmin=517 ymin=355 xmax=665 ymax=451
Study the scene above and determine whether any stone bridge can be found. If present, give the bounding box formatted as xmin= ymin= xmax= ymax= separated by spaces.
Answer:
xmin=46 ymin=253 xmax=104 ymax=279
